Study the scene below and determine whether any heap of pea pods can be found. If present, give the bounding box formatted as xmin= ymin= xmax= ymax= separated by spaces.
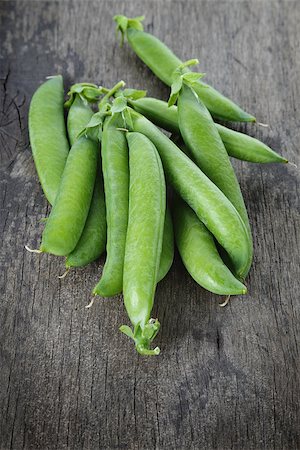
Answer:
xmin=26 ymin=15 xmax=289 ymax=356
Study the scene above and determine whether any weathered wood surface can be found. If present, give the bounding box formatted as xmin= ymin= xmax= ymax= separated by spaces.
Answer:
xmin=0 ymin=1 xmax=299 ymax=449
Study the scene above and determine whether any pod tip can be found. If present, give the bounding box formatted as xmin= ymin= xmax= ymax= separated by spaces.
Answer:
xmin=219 ymin=295 xmax=231 ymax=307
xmin=288 ymin=161 xmax=297 ymax=168
xmin=58 ymin=267 xmax=70 ymax=279
xmin=25 ymin=245 xmax=42 ymax=254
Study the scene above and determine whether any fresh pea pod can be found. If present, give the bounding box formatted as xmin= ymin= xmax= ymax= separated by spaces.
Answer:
xmin=157 ymin=207 xmax=174 ymax=282
xmin=121 ymin=132 xmax=166 ymax=356
xmin=177 ymin=84 xmax=252 ymax=240
xmin=40 ymin=136 xmax=98 ymax=256
xmin=129 ymin=97 xmax=287 ymax=164
xmin=29 ymin=75 xmax=69 ymax=205
xmin=173 ymin=196 xmax=247 ymax=295
xmin=114 ymin=15 xmax=255 ymax=122
xmin=126 ymin=108 xmax=251 ymax=279
xmin=93 ymin=114 xmax=129 ymax=297
xmin=64 ymin=94 xmax=106 ymax=268
xmin=65 ymin=172 xmax=106 ymax=268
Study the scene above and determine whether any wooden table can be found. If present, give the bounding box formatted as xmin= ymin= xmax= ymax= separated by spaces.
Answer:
xmin=1 ymin=1 xmax=299 ymax=449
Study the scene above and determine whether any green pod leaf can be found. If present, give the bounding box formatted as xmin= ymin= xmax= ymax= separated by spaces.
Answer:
xmin=182 ymin=72 xmax=205 ymax=84
xmin=111 ymin=96 xmax=128 ymax=114
xmin=120 ymin=325 xmax=135 ymax=339
xmin=128 ymin=16 xmax=145 ymax=30
xmin=168 ymin=74 xmax=183 ymax=107
xmin=119 ymin=88 xmax=147 ymax=100
xmin=86 ymin=111 xmax=104 ymax=128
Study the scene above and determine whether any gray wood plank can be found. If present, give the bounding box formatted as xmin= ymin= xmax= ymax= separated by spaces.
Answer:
xmin=0 ymin=1 xmax=299 ymax=449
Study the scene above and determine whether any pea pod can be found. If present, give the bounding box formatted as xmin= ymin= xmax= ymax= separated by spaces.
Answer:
xmin=29 ymin=75 xmax=69 ymax=205
xmin=114 ymin=15 xmax=255 ymax=122
xmin=126 ymin=108 xmax=251 ymax=279
xmin=65 ymin=94 xmax=106 ymax=268
xmin=173 ymin=196 xmax=247 ymax=295
xmin=177 ymin=84 xmax=252 ymax=242
xmin=216 ymin=125 xmax=288 ymax=164
xmin=93 ymin=114 xmax=129 ymax=297
xmin=40 ymin=136 xmax=98 ymax=256
xmin=157 ymin=207 xmax=174 ymax=282
xmin=129 ymin=97 xmax=287 ymax=164
xmin=121 ymin=132 xmax=166 ymax=356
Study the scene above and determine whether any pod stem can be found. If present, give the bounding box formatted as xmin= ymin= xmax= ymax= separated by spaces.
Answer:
xmin=178 ymin=59 xmax=199 ymax=70
xmin=98 ymin=81 xmax=126 ymax=109
xmin=120 ymin=318 xmax=161 ymax=356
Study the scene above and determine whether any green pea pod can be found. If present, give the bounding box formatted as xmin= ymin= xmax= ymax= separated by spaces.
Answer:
xmin=173 ymin=196 xmax=247 ymax=295
xmin=129 ymin=97 xmax=287 ymax=164
xmin=93 ymin=114 xmax=129 ymax=297
xmin=66 ymin=172 xmax=106 ymax=268
xmin=216 ymin=124 xmax=288 ymax=164
xmin=65 ymin=95 xmax=107 ymax=268
xmin=29 ymin=75 xmax=69 ymax=205
xmin=40 ymin=136 xmax=98 ymax=256
xmin=157 ymin=207 xmax=174 ymax=282
xmin=177 ymin=85 xmax=252 ymax=239
xmin=67 ymin=93 xmax=95 ymax=145
xmin=121 ymin=132 xmax=166 ymax=356
xmin=126 ymin=108 xmax=251 ymax=279
xmin=114 ymin=16 xmax=255 ymax=122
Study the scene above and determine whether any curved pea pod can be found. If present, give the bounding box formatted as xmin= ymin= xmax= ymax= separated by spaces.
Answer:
xmin=65 ymin=172 xmax=106 ymax=268
xmin=130 ymin=97 xmax=287 ymax=164
xmin=157 ymin=207 xmax=174 ymax=282
xmin=67 ymin=94 xmax=94 ymax=146
xmin=177 ymin=84 xmax=252 ymax=247
xmin=64 ymin=96 xmax=106 ymax=268
xmin=127 ymin=109 xmax=251 ymax=279
xmin=173 ymin=197 xmax=247 ymax=295
xmin=93 ymin=114 xmax=129 ymax=297
xmin=114 ymin=16 xmax=255 ymax=122
xmin=121 ymin=132 xmax=166 ymax=356
xmin=29 ymin=75 xmax=69 ymax=205
xmin=40 ymin=136 xmax=98 ymax=256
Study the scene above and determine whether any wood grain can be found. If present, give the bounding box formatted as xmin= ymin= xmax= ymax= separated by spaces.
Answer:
xmin=0 ymin=1 xmax=299 ymax=449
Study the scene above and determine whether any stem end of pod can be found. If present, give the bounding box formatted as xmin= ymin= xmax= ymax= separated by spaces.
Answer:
xmin=114 ymin=15 xmax=144 ymax=46
xmin=120 ymin=318 xmax=161 ymax=356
